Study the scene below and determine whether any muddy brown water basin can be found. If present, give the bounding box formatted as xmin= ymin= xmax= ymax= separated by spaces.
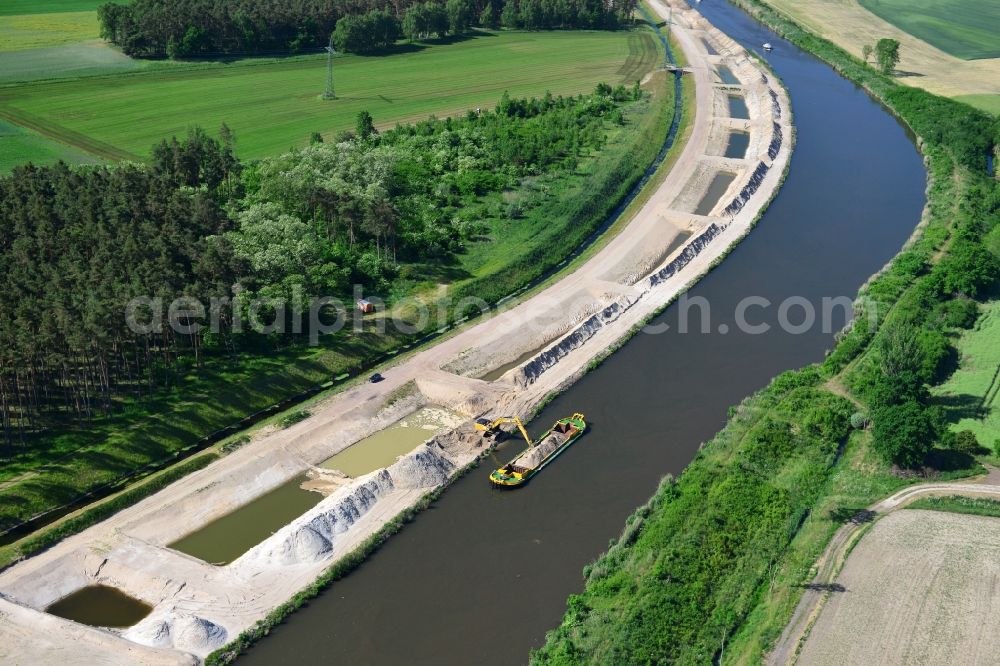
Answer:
xmin=716 ymin=65 xmax=741 ymax=84
xmin=320 ymin=407 xmax=462 ymax=477
xmin=478 ymin=342 xmax=555 ymax=382
xmin=168 ymin=474 xmax=321 ymax=565
xmin=724 ymin=130 xmax=750 ymax=158
xmin=695 ymin=171 xmax=737 ymax=215
xmin=237 ymin=1 xmax=928 ymax=663
xmin=727 ymin=94 xmax=750 ymax=119
xmin=46 ymin=585 xmax=152 ymax=628
xmin=168 ymin=408 xmax=461 ymax=564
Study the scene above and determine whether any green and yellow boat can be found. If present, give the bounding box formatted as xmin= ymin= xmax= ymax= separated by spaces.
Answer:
xmin=489 ymin=413 xmax=586 ymax=488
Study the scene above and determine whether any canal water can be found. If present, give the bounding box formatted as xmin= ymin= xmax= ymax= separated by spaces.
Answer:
xmin=238 ymin=2 xmax=927 ymax=664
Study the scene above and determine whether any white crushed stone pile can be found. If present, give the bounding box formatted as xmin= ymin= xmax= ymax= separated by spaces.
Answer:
xmin=241 ymin=471 xmax=394 ymax=567
xmin=125 ymin=609 xmax=227 ymax=653
xmin=387 ymin=442 xmax=455 ymax=489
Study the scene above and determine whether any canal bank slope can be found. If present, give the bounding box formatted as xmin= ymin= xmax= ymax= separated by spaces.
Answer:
xmin=0 ymin=2 xmax=794 ymax=662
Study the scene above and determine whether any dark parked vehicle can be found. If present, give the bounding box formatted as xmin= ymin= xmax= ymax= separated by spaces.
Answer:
xmin=369 ymin=373 xmax=384 ymax=383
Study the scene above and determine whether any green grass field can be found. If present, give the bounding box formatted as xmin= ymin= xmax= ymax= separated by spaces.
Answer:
xmin=0 ymin=118 xmax=99 ymax=171
xmin=933 ymin=300 xmax=1000 ymax=447
xmin=858 ymin=0 xmax=1000 ymax=60
xmin=956 ymin=94 xmax=1000 ymax=116
xmin=0 ymin=0 xmax=105 ymax=17
xmin=0 ymin=30 xmax=657 ymax=162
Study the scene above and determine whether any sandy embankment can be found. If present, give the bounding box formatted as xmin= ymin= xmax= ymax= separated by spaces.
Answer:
xmin=0 ymin=1 xmax=794 ymax=662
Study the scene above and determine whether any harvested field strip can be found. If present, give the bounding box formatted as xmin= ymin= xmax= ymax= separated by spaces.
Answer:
xmin=857 ymin=0 xmax=1000 ymax=60
xmin=797 ymin=509 xmax=1000 ymax=665
xmin=762 ymin=0 xmax=1000 ymax=100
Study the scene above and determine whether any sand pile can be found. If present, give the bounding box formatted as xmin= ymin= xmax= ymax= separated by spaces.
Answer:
xmin=516 ymin=433 xmax=565 ymax=469
xmin=126 ymin=609 xmax=227 ymax=653
xmin=387 ymin=442 xmax=455 ymax=489
xmin=241 ymin=471 xmax=394 ymax=567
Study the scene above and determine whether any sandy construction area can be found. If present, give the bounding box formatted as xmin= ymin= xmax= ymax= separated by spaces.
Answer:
xmin=0 ymin=1 xmax=794 ymax=661
xmin=798 ymin=509 xmax=1000 ymax=665
xmin=763 ymin=0 xmax=1000 ymax=101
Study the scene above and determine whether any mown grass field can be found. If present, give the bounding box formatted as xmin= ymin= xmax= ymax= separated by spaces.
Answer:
xmin=0 ymin=30 xmax=658 ymax=162
xmin=857 ymin=0 xmax=1000 ymax=60
xmin=957 ymin=94 xmax=1000 ymax=116
xmin=0 ymin=10 xmax=99 ymax=51
xmin=0 ymin=118 xmax=99 ymax=171
xmin=0 ymin=0 xmax=106 ymax=17
xmin=932 ymin=300 xmax=1000 ymax=447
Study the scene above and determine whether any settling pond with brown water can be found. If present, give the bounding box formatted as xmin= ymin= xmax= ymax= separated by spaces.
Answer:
xmin=168 ymin=407 xmax=460 ymax=565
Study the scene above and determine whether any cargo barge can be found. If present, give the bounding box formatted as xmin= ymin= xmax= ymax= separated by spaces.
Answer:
xmin=487 ymin=413 xmax=586 ymax=488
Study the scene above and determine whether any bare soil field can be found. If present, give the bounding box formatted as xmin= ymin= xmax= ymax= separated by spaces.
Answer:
xmin=763 ymin=0 xmax=1000 ymax=106
xmin=797 ymin=509 xmax=1000 ymax=665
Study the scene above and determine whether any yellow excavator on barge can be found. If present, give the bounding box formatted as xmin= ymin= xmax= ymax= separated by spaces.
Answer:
xmin=475 ymin=413 xmax=587 ymax=488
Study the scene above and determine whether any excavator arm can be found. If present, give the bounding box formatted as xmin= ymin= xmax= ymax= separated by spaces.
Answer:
xmin=474 ymin=416 xmax=532 ymax=448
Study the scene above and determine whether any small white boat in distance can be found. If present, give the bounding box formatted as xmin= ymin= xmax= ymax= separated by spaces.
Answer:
xmin=763 ymin=42 xmax=773 ymax=51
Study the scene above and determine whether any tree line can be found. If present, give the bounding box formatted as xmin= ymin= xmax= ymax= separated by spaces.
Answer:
xmin=98 ymin=0 xmax=635 ymax=58
xmin=0 ymin=129 xmax=239 ymax=440
xmin=0 ymin=84 xmax=642 ymax=444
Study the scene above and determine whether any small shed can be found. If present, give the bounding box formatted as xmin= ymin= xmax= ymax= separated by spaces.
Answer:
xmin=356 ymin=299 xmax=375 ymax=314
